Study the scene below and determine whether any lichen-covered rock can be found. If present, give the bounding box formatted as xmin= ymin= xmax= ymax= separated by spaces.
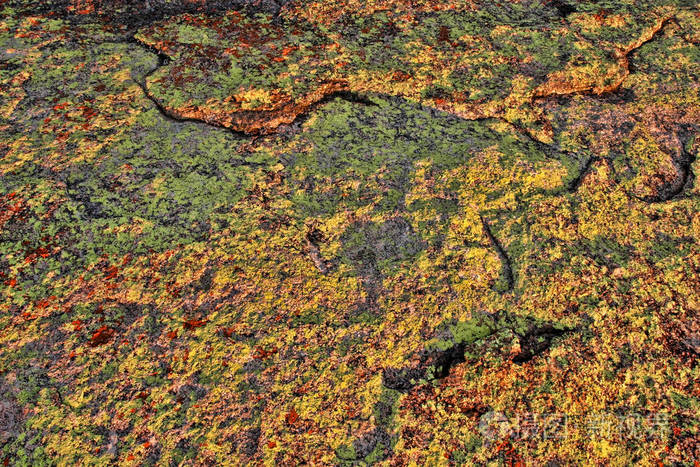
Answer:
xmin=133 ymin=0 xmax=683 ymax=140
xmin=0 ymin=1 xmax=698 ymax=465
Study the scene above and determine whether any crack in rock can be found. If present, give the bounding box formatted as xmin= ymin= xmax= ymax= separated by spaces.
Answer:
xmin=383 ymin=313 xmax=579 ymax=392
xmin=635 ymin=132 xmax=697 ymax=203
xmin=92 ymin=6 xmax=677 ymax=147
xmin=382 ymin=315 xmax=495 ymax=392
xmin=479 ymin=216 xmax=515 ymax=293
xmin=511 ymin=324 xmax=572 ymax=363
xmin=128 ymin=35 xmax=252 ymax=134
xmin=567 ymin=156 xmax=600 ymax=193
xmin=527 ymin=15 xmax=676 ymax=145
xmin=545 ymin=0 xmax=577 ymax=18
xmin=305 ymin=226 xmax=331 ymax=275
xmin=110 ymin=5 xmax=677 ymax=139
xmin=127 ymin=34 xmax=377 ymax=137
xmin=533 ymin=15 xmax=674 ymax=99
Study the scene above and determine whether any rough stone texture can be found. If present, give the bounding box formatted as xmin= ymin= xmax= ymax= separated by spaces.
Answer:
xmin=0 ymin=1 xmax=698 ymax=465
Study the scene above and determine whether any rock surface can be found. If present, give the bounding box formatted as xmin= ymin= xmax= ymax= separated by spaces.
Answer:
xmin=0 ymin=0 xmax=698 ymax=465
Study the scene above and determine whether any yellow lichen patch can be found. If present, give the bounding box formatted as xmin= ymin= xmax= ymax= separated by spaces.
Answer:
xmin=235 ymin=87 xmax=277 ymax=110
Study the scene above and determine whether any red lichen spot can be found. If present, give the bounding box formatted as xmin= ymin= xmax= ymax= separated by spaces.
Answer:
xmin=438 ymin=26 xmax=450 ymax=42
xmin=593 ymin=9 xmax=609 ymax=23
xmin=267 ymin=441 xmax=276 ymax=449
xmin=285 ymin=407 xmax=299 ymax=425
xmin=72 ymin=320 xmax=82 ymax=331
xmin=392 ymin=70 xmax=411 ymax=81
xmin=281 ymin=46 xmax=298 ymax=56
xmin=166 ymin=330 xmax=178 ymax=339
xmin=89 ymin=325 xmax=114 ymax=346
xmin=80 ymin=106 xmax=97 ymax=120
xmin=183 ymin=318 xmax=207 ymax=330
xmin=252 ymin=346 xmax=277 ymax=360
xmin=104 ymin=265 xmax=119 ymax=280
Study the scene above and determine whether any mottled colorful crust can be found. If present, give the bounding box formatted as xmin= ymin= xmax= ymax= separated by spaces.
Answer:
xmin=0 ymin=1 xmax=698 ymax=465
